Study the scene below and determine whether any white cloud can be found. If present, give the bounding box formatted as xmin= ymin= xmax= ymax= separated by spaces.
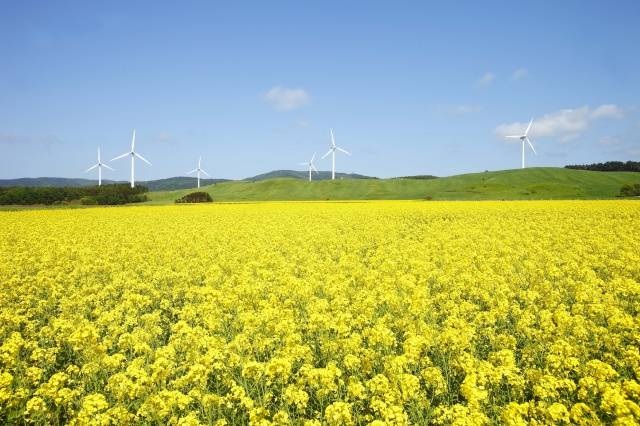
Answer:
xmin=494 ymin=104 xmax=624 ymax=142
xmin=477 ymin=72 xmax=495 ymax=86
xmin=511 ymin=68 xmax=528 ymax=81
xmin=591 ymin=104 xmax=624 ymax=119
xmin=263 ymin=86 xmax=310 ymax=111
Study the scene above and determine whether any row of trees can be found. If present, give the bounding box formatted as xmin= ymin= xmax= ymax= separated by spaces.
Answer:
xmin=565 ymin=161 xmax=640 ymax=172
xmin=0 ymin=184 xmax=148 ymax=205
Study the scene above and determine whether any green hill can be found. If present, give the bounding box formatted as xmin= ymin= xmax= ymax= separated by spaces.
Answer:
xmin=148 ymin=167 xmax=640 ymax=203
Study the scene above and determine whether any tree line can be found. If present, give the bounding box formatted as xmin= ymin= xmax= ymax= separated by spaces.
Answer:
xmin=565 ymin=161 xmax=640 ymax=172
xmin=0 ymin=184 xmax=148 ymax=205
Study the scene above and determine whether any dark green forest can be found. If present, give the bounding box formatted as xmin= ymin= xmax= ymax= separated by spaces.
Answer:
xmin=565 ymin=161 xmax=640 ymax=172
xmin=0 ymin=184 xmax=148 ymax=205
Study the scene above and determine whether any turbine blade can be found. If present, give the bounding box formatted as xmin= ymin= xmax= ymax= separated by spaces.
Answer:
xmin=311 ymin=152 xmax=316 ymax=162
xmin=200 ymin=169 xmax=211 ymax=177
xmin=131 ymin=129 xmax=136 ymax=151
xmin=336 ymin=147 xmax=351 ymax=155
xmin=85 ymin=164 xmax=99 ymax=173
xmin=111 ymin=152 xmax=129 ymax=161
xmin=311 ymin=164 xmax=318 ymax=173
xmin=299 ymin=162 xmax=308 ymax=166
xmin=102 ymin=163 xmax=115 ymax=171
xmin=526 ymin=138 xmax=537 ymax=155
xmin=504 ymin=135 xmax=521 ymax=139
xmin=135 ymin=152 xmax=152 ymax=165
xmin=321 ymin=149 xmax=333 ymax=159
xmin=330 ymin=128 xmax=336 ymax=147
xmin=525 ymin=118 xmax=534 ymax=136
xmin=187 ymin=169 xmax=198 ymax=175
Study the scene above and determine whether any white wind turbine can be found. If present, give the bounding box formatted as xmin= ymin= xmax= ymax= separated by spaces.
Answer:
xmin=85 ymin=147 xmax=114 ymax=186
xmin=321 ymin=128 xmax=350 ymax=180
xmin=186 ymin=156 xmax=211 ymax=188
xmin=299 ymin=152 xmax=319 ymax=181
xmin=504 ymin=118 xmax=537 ymax=168
xmin=110 ymin=129 xmax=151 ymax=188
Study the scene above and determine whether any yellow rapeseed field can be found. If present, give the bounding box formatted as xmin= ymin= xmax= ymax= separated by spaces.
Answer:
xmin=1 ymin=201 xmax=639 ymax=425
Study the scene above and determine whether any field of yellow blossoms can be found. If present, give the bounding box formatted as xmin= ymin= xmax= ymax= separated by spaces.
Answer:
xmin=1 ymin=200 xmax=639 ymax=425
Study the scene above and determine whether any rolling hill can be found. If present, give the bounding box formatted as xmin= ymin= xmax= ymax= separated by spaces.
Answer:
xmin=147 ymin=167 xmax=640 ymax=203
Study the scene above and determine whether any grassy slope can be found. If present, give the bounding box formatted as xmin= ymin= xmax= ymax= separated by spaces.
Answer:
xmin=147 ymin=167 xmax=640 ymax=203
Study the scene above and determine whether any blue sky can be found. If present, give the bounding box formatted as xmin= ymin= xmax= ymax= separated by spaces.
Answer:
xmin=1 ymin=1 xmax=639 ymax=180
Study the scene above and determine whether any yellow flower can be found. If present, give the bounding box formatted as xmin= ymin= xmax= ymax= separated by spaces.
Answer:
xmin=325 ymin=401 xmax=353 ymax=426
xmin=546 ymin=402 xmax=570 ymax=424
xmin=24 ymin=396 xmax=48 ymax=420
xmin=283 ymin=384 xmax=309 ymax=410
xmin=1 ymin=201 xmax=639 ymax=424
xmin=346 ymin=377 xmax=366 ymax=401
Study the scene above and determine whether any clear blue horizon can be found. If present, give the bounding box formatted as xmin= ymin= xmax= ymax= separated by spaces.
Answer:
xmin=1 ymin=1 xmax=639 ymax=180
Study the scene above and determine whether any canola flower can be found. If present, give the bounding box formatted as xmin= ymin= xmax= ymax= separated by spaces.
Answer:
xmin=0 ymin=200 xmax=639 ymax=425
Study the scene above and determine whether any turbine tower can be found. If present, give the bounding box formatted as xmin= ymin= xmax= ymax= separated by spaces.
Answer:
xmin=321 ymin=128 xmax=350 ymax=180
xmin=186 ymin=156 xmax=211 ymax=188
xmin=299 ymin=152 xmax=319 ymax=181
xmin=504 ymin=118 xmax=537 ymax=168
xmin=85 ymin=147 xmax=114 ymax=186
xmin=111 ymin=129 xmax=152 ymax=188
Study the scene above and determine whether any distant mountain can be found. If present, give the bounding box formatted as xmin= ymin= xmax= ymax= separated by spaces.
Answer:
xmin=244 ymin=170 xmax=377 ymax=181
xmin=0 ymin=176 xmax=230 ymax=191
xmin=141 ymin=177 xmax=230 ymax=191
xmin=0 ymin=177 xmax=115 ymax=188
xmin=0 ymin=170 xmax=374 ymax=190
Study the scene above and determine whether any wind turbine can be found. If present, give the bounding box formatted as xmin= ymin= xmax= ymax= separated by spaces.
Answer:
xmin=110 ymin=129 xmax=151 ymax=188
xmin=321 ymin=128 xmax=350 ymax=180
xmin=85 ymin=147 xmax=114 ymax=186
xmin=186 ymin=156 xmax=211 ymax=188
xmin=504 ymin=118 xmax=537 ymax=168
xmin=299 ymin=152 xmax=319 ymax=181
